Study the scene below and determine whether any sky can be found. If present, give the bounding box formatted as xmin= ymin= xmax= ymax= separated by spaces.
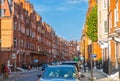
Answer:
xmin=28 ymin=0 xmax=88 ymax=41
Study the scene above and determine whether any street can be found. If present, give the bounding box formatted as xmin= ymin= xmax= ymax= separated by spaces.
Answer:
xmin=0 ymin=68 xmax=111 ymax=81
xmin=0 ymin=70 xmax=43 ymax=81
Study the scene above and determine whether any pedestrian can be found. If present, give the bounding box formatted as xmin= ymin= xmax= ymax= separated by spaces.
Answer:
xmin=28 ymin=64 xmax=31 ymax=70
xmin=1 ymin=64 xmax=5 ymax=79
xmin=3 ymin=65 xmax=10 ymax=79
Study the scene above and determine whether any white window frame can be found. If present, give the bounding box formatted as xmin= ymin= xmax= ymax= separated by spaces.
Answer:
xmin=103 ymin=20 xmax=108 ymax=34
xmin=103 ymin=0 xmax=107 ymax=9
xmin=0 ymin=0 xmax=4 ymax=4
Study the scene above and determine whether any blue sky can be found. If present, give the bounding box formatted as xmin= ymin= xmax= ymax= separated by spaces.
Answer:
xmin=28 ymin=0 xmax=88 ymax=41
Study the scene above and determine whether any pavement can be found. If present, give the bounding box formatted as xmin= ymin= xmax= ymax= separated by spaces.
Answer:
xmin=96 ymin=69 xmax=119 ymax=81
xmin=81 ymin=68 xmax=119 ymax=81
xmin=81 ymin=68 xmax=114 ymax=81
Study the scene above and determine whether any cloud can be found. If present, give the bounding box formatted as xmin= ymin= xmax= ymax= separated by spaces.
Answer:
xmin=67 ymin=0 xmax=88 ymax=4
xmin=33 ymin=4 xmax=79 ymax=13
xmin=33 ymin=4 xmax=51 ymax=12
xmin=29 ymin=0 xmax=87 ymax=13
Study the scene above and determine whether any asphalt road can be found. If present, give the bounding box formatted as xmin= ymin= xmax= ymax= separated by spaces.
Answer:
xmin=0 ymin=68 xmax=110 ymax=81
xmin=0 ymin=70 xmax=43 ymax=81
xmin=0 ymin=70 xmax=92 ymax=81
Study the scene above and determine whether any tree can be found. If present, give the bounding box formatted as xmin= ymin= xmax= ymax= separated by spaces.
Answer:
xmin=86 ymin=5 xmax=98 ymax=81
xmin=86 ymin=5 xmax=98 ymax=42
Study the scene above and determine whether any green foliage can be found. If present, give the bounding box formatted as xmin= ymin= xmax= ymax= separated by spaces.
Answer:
xmin=86 ymin=5 xmax=98 ymax=42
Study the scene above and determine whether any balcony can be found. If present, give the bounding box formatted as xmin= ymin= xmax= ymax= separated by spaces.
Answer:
xmin=109 ymin=32 xmax=118 ymax=38
xmin=114 ymin=28 xmax=120 ymax=35
xmin=109 ymin=32 xmax=120 ymax=43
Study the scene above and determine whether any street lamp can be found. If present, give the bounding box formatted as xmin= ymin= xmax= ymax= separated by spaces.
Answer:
xmin=12 ymin=53 xmax=16 ymax=72
xmin=83 ymin=34 xmax=86 ymax=72
xmin=107 ymin=0 xmax=112 ymax=75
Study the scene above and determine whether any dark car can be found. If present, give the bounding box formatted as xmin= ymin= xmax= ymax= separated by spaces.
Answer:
xmin=37 ymin=65 xmax=81 ymax=81
xmin=61 ymin=61 xmax=80 ymax=71
xmin=42 ymin=63 xmax=48 ymax=70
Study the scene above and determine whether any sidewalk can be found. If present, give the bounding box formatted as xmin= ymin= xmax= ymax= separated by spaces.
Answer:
xmin=96 ymin=69 xmax=119 ymax=81
xmin=81 ymin=68 xmax=112 ymax=81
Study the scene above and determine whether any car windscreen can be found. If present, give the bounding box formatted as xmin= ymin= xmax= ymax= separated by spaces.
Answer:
xmin=42 ymin=66 xmax=77 ymax=79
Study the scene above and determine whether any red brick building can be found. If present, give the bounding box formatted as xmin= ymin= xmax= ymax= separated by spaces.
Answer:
xmin=0 ymin=0 xmax=79 ymax=72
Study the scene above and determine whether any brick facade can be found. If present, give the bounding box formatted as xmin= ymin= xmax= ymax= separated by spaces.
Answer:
xmin=0 ymin=0 xmax=79 ymax=71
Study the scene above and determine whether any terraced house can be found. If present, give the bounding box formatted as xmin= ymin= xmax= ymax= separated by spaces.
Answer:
xmin=80 ymin=0 xmax=102 ymax=63
xmin=108 ymin=0 xmax=120 ymax=74
xmin=0 ymin=0 xmax=79 ymax=72
xmin=97 ymin=0 xmax=110 ymax=74
xmin=0 ymin=0 xmax=55 ymax=69
xmin=95 ymin=0 xmax=120 ymax=75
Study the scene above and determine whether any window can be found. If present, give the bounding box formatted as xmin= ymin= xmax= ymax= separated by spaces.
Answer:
xmin=26 ymin=29 xmax=29 ymax=36
xmin=0 ymin=0 xmax=4 ymax=4
xmin=20 ymin=14 xmax=24 ymax=21
xmin=116 ymin=1 xmax=119 ymax=22
xmin=104 ymin=21 xmax=108 ymax=33
xmin=14 ymin=38 xmax=17 ymax=48
xmin=103 ymin=0 xmax=107 ymax=9
xmin=18 ymin=23 xmax=21 ymax=32
xmin=114 ymin=8 xmax=117 ymax=27
xmin=21 ymin=24 xmax=25 ymax=33
xmin=18 ymin=40 xmax=20 ymax=48
xmin=0 ymin=9 xmax=4 ymax=17
xmin=8 ymin=0 xmax=12 ymax=5
xmin=114 ymin=0 xmax=119 ymax=27
xmin=24 ymin=41 xmax=26 ymax=48
xmin=21 ymin=40 xmax=23 ymax=48
xmin=14 ymin=22 xmax=17 ymax=30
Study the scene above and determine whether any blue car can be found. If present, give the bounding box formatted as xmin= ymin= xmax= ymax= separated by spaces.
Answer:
xmin=37 ymin=65 xmax=81 ymax=81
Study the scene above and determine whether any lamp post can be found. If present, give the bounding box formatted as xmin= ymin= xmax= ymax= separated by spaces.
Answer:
xmin=90 ymin=43 xmax=94 ymax=81
xmin=107 ymin=0 xmax=112 ymax=75
xmin=83 ymin=35 xmax=86 ymax=72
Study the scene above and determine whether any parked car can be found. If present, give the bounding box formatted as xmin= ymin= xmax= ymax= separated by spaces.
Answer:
xmin=37 ymin=65 xmax=82 ymax=81
xmin=41 ymin=63 xmax=48 ymax=70
xmin=61 ymin=61 xmax=81 ymax=71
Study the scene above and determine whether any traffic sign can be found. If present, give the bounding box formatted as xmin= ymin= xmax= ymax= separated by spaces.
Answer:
xmin=92 ymin=54 xmax=97 ymax=58
xmin=12 ymin=54 xmax=16 ymax=59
